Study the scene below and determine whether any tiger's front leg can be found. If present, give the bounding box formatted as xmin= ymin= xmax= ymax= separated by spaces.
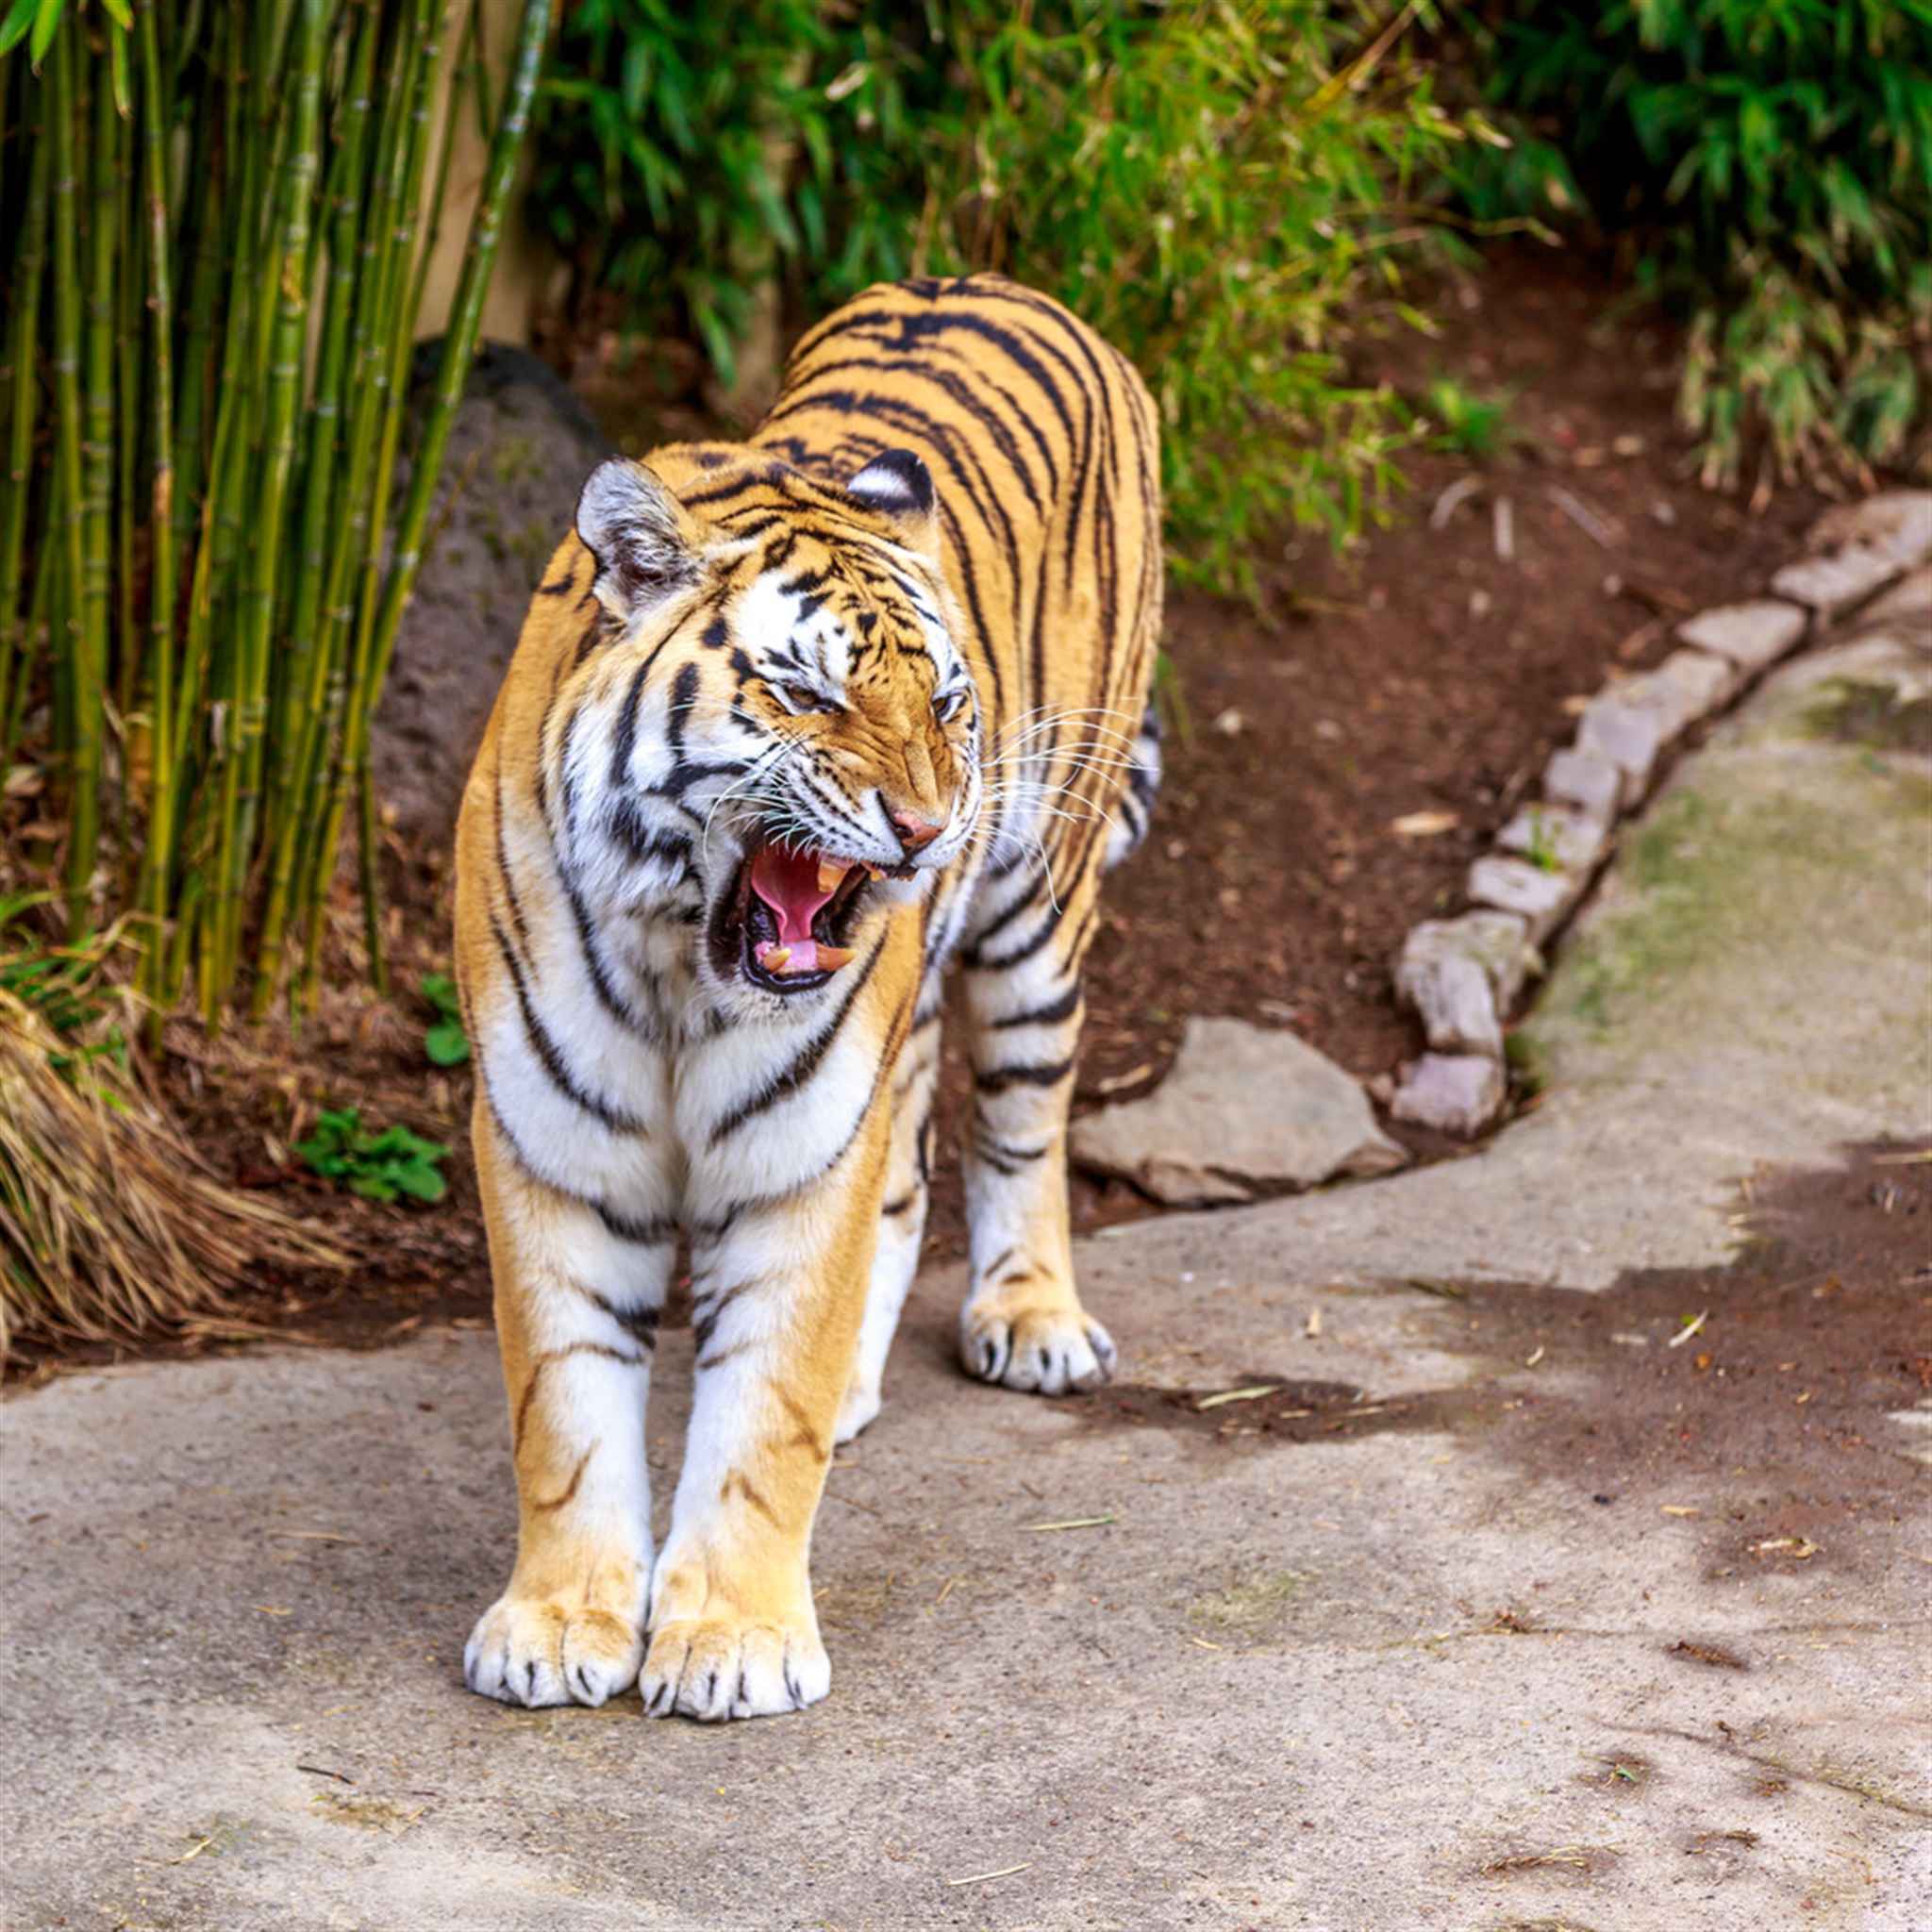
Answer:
xmin=642 ymin=980 xmax=905 ymax=1720
xmin=463 ymin=1109 xmax=675 ymax=1708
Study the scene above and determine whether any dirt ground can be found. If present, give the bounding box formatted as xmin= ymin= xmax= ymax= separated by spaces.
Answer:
xmin=4 ymin=245 xmax=1839 ymax=1375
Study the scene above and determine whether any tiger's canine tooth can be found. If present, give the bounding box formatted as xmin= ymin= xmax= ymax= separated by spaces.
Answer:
xmin=763 ymin=946 xmax=791 ymax=971
xmin=815 ymin=945 xmax=855 ymax=971
xmin=817 ymin=858 xmax=849 ymax=894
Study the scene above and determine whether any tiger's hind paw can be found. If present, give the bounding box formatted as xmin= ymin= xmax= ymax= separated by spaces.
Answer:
xmin=462 ymin=1595 xmax=643 ymax=1709
xmin=959 ymin=1304 xmax=1116 ymax=1394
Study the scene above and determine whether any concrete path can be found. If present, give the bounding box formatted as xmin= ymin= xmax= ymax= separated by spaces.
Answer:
xmin=5 ymin=628 xmax=1928 ymax=1931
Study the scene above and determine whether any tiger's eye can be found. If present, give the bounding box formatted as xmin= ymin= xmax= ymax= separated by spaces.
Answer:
xmin=782 ymin=683 xmax=833 ymax=714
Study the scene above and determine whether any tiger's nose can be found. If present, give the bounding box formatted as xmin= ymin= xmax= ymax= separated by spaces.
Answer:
xmin=891 ymin=809 xmax=941 ymax=852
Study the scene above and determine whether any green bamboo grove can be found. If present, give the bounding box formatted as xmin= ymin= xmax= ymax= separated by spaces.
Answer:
xmin=0 ymin=0 xmax=549 ymax=1024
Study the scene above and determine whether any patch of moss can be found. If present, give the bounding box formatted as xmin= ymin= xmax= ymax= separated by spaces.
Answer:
xmin=1503 ymin=1029 xmax=1550 ymax=1098
xmin=311 ymin=1790 xmax=424 ymax=1832
xmin=1801 ymin=676 xmax=1932 ymax=755
xmin=1190 ymin=1568 xmax=1310 ymax=1639
xmin=1535 ymin=783 xmax=1884 ymax=1037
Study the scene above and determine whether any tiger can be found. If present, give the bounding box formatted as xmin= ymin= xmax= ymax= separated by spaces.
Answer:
xmin=453 ymin=273 xmax=1162 ymax=1722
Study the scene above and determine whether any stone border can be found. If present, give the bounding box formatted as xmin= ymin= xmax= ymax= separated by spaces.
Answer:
xmin=1387 ymin=490 xmax=1932 ymax=1137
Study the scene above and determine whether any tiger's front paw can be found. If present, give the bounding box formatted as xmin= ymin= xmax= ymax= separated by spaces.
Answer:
xmin=960 ymin=1300 xmax=1117 ymax=1394
xmin=640 ymin=1610 xmax=830 ymax=1722
xmin=463 ymin=1591 xmax=644 ymax=1709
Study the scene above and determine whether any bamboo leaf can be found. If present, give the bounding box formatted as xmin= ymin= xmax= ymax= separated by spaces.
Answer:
xmin=28 ymin=0 xmax=62 ymax=66
xmin=0 ymin=0 xmax=41 ymax=59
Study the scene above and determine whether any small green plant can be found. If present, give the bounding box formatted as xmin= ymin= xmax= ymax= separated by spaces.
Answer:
xmin=295 ymin=1108 xmax=451 ymax=1206
xmin=419 ymin=974 xmax=470 ymax=1067
xmin=1523 ymin=808 xmax=1560 ymax=874
xmin=1422 ymin=376 xmax=1520 ymax=460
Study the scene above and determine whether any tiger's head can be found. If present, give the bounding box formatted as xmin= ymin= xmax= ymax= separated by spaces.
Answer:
xmin=571 ymin=447 xmax=982 ymax=1003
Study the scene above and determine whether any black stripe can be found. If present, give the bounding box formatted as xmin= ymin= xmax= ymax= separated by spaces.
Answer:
xmin=991 ymin=985 xmax=1083 ymax=1029
xmin=571 ymin=1281 xmax=662 ymax=1350
xmin=475 ymin=1076 xmax=673 ymax=1240
xmin=595 ymin=1203 xmax=675 ymax=1245
xmin=970 ymin=899 xmax=1064 ymax=973
xmin=490 ymin=914 xmax=651 ymax=1135
xmin=492 ymin=758 xmax=530 ymax=950
xmin=558 ymin=862 xmax=658 ymax=1041
xmin=974 ymin=1055 xmax=1075 ymax=1095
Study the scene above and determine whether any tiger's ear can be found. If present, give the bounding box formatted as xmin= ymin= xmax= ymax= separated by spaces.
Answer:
xmin=575 ymin=458 xmax=703 ymax=620
xmin=846 ymin=449 xmax=940 ymax=558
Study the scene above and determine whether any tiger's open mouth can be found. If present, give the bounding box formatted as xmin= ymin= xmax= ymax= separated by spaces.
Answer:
xmin=711 ymin=841 xmax=891 ymax=994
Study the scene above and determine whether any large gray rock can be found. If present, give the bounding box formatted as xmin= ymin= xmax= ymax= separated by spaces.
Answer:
xmin=371 ymin=343 xmax=614 ymax=843
xmin=1676 ymin=597 xmax=1807 ymax=675
xmin=1070 ymin=1016 xmax=1406 ymax=1205
xmin=1393 ymin=911 xmax=1536 ymax=1058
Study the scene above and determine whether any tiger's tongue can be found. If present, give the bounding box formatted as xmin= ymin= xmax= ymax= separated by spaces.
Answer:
xmin=749 ymin=846 xmax=836 ymax=947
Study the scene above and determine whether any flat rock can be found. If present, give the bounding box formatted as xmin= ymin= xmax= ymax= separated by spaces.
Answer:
xmin=1773 ymin=491 xmax=1932 ymax=619
xmin=1495 ymin=801 xmax=1609 ymax=874
xmin=1467 ymin=853 xmax=1579 ymax=945
xmin=1542 ymin=744 xmax=1621 ymax=821
xmin=1635 ymin=647 xmax=1738 ymax=735
xmin=1390 ymin=1052 xmax=1507 ymax=1138
xmin=1394 ymin=912 xmax=1535 ymax=1058
xmin=1070 ymin=1016 xmax=1406 ymax=1205
xmin=1575 ymin=689 xmax=1666 ymax=805
xmin=1677 ymin=598 xmax=1808 ymax=674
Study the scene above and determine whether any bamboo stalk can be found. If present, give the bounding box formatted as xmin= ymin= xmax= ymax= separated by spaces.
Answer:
xmin=45 ymin=27 xmax=92 ymax=935
xmin=0 ymin=94 xmax=49 ymax=764
xmin=134 ymin=0 xmax=178 ymax=1010
xmin=115 ymin=100 xmax=142 ymax=730
xmin=72 ymin=32 xmax=119 ymax=935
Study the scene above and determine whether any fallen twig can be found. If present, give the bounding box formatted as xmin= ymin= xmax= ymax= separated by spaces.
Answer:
xmin=1667 ymin=1309 xmax=1709 ymax=1349
xmin=1547 ymin=483 xmax=1620 ymax=548
xmin=1197 ymin=1385 xmax=1278 ymax=1411
xmin=944 ymin=1862 xmax=1033 ymax=1888
xmin=1430 ymin=475 xmax=1483 ymax=531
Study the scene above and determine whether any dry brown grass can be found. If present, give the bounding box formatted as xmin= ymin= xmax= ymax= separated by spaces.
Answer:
xmin=0 ymin=977 xmax=343 ymax=1359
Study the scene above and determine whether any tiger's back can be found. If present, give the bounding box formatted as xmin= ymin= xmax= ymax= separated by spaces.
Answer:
xmin=453 ymin=275 xmax=1160 ymax=1723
